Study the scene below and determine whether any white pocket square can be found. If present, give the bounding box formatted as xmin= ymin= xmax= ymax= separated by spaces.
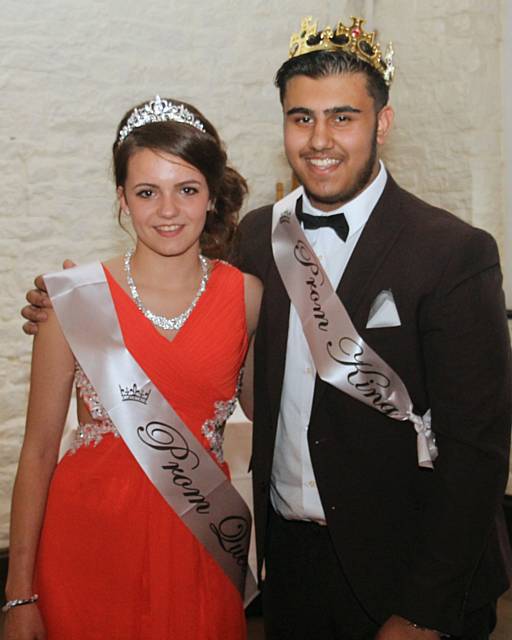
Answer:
xmin=366 ymin=290 xmax=401 ymax=329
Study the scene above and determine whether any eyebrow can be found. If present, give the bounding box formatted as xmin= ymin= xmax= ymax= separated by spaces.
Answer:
xmin=132 ymin=182 xmax=159 ymax=189
xmin=132 ymin=179 xmax=203 ymax=188
xmin=285 ymin=106 xmax=362 ymax=116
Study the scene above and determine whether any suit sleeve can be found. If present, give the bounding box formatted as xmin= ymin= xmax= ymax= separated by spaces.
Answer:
xmin=229 ymin=208 xmax=270 ymax=279
xmin=397 ymin=229 xmax=512 ymax=634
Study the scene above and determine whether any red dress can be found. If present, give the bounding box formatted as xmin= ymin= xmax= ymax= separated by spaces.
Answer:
xmin=34 ymin=261 xmax=249 ymax=640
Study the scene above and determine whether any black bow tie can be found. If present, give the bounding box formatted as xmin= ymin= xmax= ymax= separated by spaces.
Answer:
xmin=296 ymin=209 xmax=349 ymax=242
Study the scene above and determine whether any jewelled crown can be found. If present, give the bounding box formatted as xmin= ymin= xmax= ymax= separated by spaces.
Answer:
xmin=289 ymin=16 xmax=395 ymax=86
xmin=117 ymin=95 xmax=206 ymax=144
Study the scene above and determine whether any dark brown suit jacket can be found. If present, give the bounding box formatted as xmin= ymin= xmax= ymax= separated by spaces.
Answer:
xmin=233 ymin=175 xmax=512 ymax=636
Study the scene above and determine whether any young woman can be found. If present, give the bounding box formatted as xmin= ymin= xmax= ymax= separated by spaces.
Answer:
xmin=5 ymin=96 xmax=262 ymax=640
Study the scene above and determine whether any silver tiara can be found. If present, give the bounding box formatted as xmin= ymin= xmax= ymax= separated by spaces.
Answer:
xmin=117 ymin=95 xmax=206 ymax=143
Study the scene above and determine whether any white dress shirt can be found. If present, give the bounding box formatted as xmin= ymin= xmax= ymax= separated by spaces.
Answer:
xmin=270 ymin=162 xmax=388 ymax=522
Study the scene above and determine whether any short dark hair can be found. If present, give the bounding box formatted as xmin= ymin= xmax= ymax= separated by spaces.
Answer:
xmin=274 ymin=50 xmax=389 ymax=111
xmin=113 ymin=99 xmax=247 ymax=259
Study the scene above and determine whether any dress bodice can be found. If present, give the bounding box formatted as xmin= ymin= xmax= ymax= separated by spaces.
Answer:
xmin=71 ymin=361 xmax=242 ymax=464
xmin=68 ymin=261 xmax=248 ymax=466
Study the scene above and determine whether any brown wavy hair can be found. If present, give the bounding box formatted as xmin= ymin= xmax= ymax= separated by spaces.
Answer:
xmin=112 ymin=98 xmax=247 ymax=259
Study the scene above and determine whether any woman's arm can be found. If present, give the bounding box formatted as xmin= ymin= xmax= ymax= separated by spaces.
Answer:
xmin=239 ymin=273 xmax=262 ymax=420
xmin=5 ymin=309 xmax=75 ymax=638
xmin=239 ymin=338 xmax=255 ymax=420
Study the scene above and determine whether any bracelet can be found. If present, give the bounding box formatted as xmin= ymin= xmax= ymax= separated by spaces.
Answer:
xmin=407 ymin=620 xmax=451 ymax=638
xmin=1 ymin=594 xmax=39 ymax=613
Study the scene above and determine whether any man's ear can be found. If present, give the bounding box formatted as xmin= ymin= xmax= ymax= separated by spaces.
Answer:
xmin=376 ymin=105 xmax=394 ymax=145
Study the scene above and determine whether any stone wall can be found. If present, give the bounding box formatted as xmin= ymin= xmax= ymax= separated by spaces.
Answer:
xmin=503 ymin=0 xmax=512 ymax=303
xmin=0 ymin=0 xmax=508 ymax=547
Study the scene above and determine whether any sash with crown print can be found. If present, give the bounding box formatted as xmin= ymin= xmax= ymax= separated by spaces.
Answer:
xmin=44 ymin=262 xmax=258 ymax=605
xmin=271 ymin=187 xmax=438 ymax=469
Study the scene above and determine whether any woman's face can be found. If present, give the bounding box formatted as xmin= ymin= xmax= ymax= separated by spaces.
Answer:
xmin=118 ymin=147 xmax=212 ymax=258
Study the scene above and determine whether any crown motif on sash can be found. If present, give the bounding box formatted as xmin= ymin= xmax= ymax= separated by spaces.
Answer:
xmin=117 ymin=95 xmax=206 ymax=143
xmin=119 ymin=383 xmax=151 ymax=404
xmin=289 ymin=16 xmax=395 ymax=86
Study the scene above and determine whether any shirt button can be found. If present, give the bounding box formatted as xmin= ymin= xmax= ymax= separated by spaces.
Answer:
xmin=306 ymin=480 xmax=316 ymax=488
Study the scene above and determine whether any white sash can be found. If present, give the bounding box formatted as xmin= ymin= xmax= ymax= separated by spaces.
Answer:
xmin=272 ymin=187 xmax=438 ymax=469
xmin=44 ymin=262 xmax=258 ymax=605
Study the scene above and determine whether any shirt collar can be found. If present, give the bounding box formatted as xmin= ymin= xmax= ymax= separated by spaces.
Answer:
xmin=301 ymin=161 xmax=388 ymax=239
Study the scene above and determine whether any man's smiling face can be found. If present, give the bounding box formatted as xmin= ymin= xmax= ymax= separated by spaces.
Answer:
xmin=282 ymin=72 xmax=393 ymax=211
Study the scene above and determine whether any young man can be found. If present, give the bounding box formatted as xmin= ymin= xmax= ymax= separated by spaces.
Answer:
xmin=22 ymin=15 xmax=512 ymax=640
xmin=233 ymin=16 xmax=512 ymax=640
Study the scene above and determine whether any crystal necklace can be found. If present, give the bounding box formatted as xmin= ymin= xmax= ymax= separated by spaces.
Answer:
xmin=124 ymin=248 xmax=210 ymax=331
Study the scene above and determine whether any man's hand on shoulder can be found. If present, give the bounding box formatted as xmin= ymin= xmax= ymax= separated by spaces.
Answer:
xmin=376 ymin=616 xmax=441 ymax=640
xmin=21 ymin=259 xmax=76 ymax=335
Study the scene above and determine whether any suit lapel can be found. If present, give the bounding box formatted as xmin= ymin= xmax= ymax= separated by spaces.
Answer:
xmin=261 ymin=222 xmax=292 ymax=430
xmin=338 ymin=174 xmax=406 ymax=317
xmin=311 ymin=175 xmax=408 ymax=411
xmin=267 ymin=264 xmax=290 ymax=425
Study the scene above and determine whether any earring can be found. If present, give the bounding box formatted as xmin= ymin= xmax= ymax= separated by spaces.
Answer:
xmin=123 ymin=209 xmax=131 ymax=216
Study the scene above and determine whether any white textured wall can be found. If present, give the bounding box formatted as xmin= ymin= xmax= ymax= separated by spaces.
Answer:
xmin=0 ymin=0 xmax=507 ymax=547
xmin=503 ymin=0 xmax=512 ymax=304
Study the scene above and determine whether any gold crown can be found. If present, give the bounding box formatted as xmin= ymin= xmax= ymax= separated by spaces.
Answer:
xmin=289 ymin=16 xmax=395 ymax=86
